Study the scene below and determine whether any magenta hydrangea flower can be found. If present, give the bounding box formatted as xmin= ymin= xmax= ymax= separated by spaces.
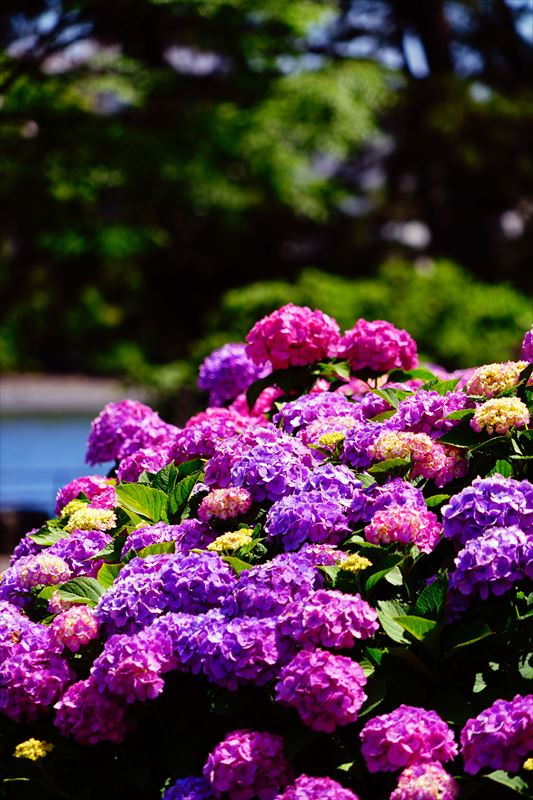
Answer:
xmin=230 ymin=386 xmax=284 ymax=418
xmin=278 ymin=589 xmax=379 ymax=648
xmin=337 ymin=319 xmax=418 ymax=374
xmin=460 ymin=695 xmax=533 ymax=774
xmin=360 ymin=706 xmax=458 ymax=772
xmin=171 ymin=408 xmax=257 ymax=464
xmin=521 ymin=326 xmax=533 ymax=360
xmin=117 ymin=446 xmax=173 ymax=482
xmin=0 ymin=602 xmax=54 ymax=664
xmin=86 ymin=399 xmax=174 ymax=465
xmin=90 ymin=627 xmax=174 ymax=703
xmin=246 ymin=303 xmax=340 ymax=370
xmin=275 ymin=775 xmax=360 ymax=800
xmin=198 ymin=342 xmax=271 ymax=406
xmin=364 ymin=505 xmax=442 ymax=554
xmin=0 ymin=646 xmax=74 ymax=722
xmin=265 ymin=491 xmax=352 ymax=551
xmin=442 ymin=476 xmax=533 ymax=546
xmin=390 ymin=762 xmax=459 ymax=800
xmin=51 ymin=605 xmax=100 ymax=652
xmin=54 ymin=677 xmax=128 ymax=744
xmin=275 ymin=649 xmax=367 ymax=732
xmin=163 ymin=777 xmax=215 ymax=800
xmin=55 ymin=475 xmax=116 ymax=514
xmin=203 ymin=729 xmax=293 ymax=800
xmin=198 ymin=487 xmax=253 ymax=521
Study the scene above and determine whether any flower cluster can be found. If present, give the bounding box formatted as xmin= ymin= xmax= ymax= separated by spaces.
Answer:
xmin=198 ymin=487 xmax=253 ymax=521
xmin=55 ymin=475 xmax=116 ymax=514
xmin=460 ymin=695 xmax=533 ymax=774
xmin=265 ymin=490 xmax=352 ymax=551
xmin=390 ymin=762 xmax=459 ymax=800
xmin=337 ymin=319 xmax=418 ymax=373
xmin=471 ymin=396 xmax=530 ymax=435
xmin=198 ymin=342 xmax=270 ymax=406
xmin=275 ymin=775 xmax=359 ymax=800
xmin=364 ymin=505 xmax=442 ymax=553
xmin=464 ymin=361 xmax=527 ymax=398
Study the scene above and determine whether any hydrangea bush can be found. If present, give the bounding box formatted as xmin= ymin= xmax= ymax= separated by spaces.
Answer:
xmin=1 ymin=306 xmax=532 ymax=800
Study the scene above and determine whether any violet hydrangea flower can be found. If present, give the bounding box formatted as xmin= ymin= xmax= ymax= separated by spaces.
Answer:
xmin=0 ymin=646 xmax=74 ymax=722
xmin=275 ymin=649 xmax=367 ymax=732
xmin=171 ymin=408 xmax=258 ymax=464
xmin=229 ymin=437 xmax=316 ymax=503
xmin=337 ymin=319 xmax=418 ymax=374
xmin=442 ymin=475 xmax=533 ymax=546
xmin=360 ymin=705 xmax=458 ymax=772
xmin=246 ymin=303 xmax=340 ymax=370
xmin=203 ymin=729 xmax=293 ymax=800
xmin=265 ymin=490 xmax=352 ymax=551
xmin=460 ymin=694 xmax=533 ymax=774
xmin=389 ymin=390 xmax=473 ymax=437
xmin=86 ymin=399 xmax=174 ymax=465
xmin=198 ymin=342 xmax=270 ymax=407
xmin=273 ymin=392 xmax=359 ymax=435
xmin=163 ymin=777 xmax=215 ymax=800
xmin=521 ymin=326 xmax=533 ymax=361
xmin=161 ymin=551 xmax=236 ymax=614
xmin=48 ymin=530 xmax=112 ymax=578
xmin=117 ymin=446 xmax=173 ymax=483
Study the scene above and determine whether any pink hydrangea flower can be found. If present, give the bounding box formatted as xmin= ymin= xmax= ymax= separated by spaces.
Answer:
xmin=391 ymin=762 xmax=459 ymax=800
xmin=364 ymin=504 xmax=442 ymax=553
xmin=246 ymin=304 xmax=340 ymax=370
xmin=50 ymin=606 xmax=100 ymax=652
xmin=337 ymin=319 xmax=418 ymax=374
xmin=198 ymin=488 xmax=253 ymax=521
xmin=55 ymin=475 xmax=116 ymax=515
xmin=471 ymin=397 xmax=530 ymax=435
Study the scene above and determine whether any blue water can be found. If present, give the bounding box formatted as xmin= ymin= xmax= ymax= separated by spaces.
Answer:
xmin=0 ymin=415 xmax=113 ymax=515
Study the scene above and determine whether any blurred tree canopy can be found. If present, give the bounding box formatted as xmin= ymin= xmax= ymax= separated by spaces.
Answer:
xmin=0 ymin=0 xmax=531 ymax=374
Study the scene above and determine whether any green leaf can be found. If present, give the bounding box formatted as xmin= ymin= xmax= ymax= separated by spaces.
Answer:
xmin=168 ymin=472 xmax=201 ymax=518
xmin=357 ymin=679 xmax=387 ymax=718
xmin=369 ymin=410 xmax=397 ymax=422
xmin=58 ymin=577 xmax=106 ymax=606
xmin=444 ymin=408 xmax=475 ymax=421
xmin=415 ymin=574 xmax=448 ymax=620
xmin=438 ymin=419 xmax=481 ymax=448
xmin=488 ymin=459 xmax=514 ymax=477
xmin=318 ymin=564 xmax=341 ymax=585
xmin=394 ymin=615 xmax=439 ymax=642
xmin=447 ymin=620 xmax=493 ymax=653
xmin=353 ymin=472 xmax=376 ymax=488
xmin=88 ymin=534 xmax=127 ymax=562
xmin=222 ymin=556 xmax=253 ymax=576
xmin=420 ymin=377 xmax=460 ymax=395
xmin=97 ymin=563 xmax=122 ymax=589
xmin=377 ymin=600 xmax=409 ymax=644
xmin=368 ymin=457 xmax=411 ymax=476
xmin=177 ymin=458 xmax=205 ymax=479
xmin=384 ymin=565 xmax=403 ymax=586
xmin=371 ymin=387 xmax=413 ymax=410
xmin=149 ymin=463 xmax=179 ymax=493
xmin=365 ymin=554 xmax=404 ymax=592
xmin=425 ymin=494 xmax=451 ymax=508
xmin=485 ymin=771 xmax=529 ymax=795
xmin=388 ymin=368 xmax=437 ymax=383
xmin=116 ymin=483 xmax=169 ymax=523
xmin=137 ymin=541 xmax=176 ymax=557
xmin=29 ymin=523 xmax=69 ymax=546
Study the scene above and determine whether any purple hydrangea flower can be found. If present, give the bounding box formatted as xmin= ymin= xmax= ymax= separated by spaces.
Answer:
xmin=55 ymin=475 xmax=116 ymax=514
xmin=301 ymin=464 xmax=363 ymax=501
xmin=223 ymin=553 xmax=322 ymax=618
xmin=275 ymin=649 xmax=367 ymax=732
xmin=273 ymin=393 xmax=360 ymax=435
xmin=389 ymin=390 xmax=473 ymax=437
xmin=340 ymin=422 xmax=385 ymax=470
xmin=198 ymin=614 xmax=295 ymax=690
xmin=390 ymin=762 xmax=459 ymax=800
xmin=48 ymin=530 xmax=112 ymax=578
xmin=0 ymin=646 xmax=74 ymax=722
xmin=204 ymin=426 xmax=282 ymax=489
xmin=86 ymin=399 xmax=173 ymax=465
xmin=521 ymin=327 xmax=533 ymax=361
xmin=360 ymin=706 xmax=458 ymax=772
xmin=117 ymin=446 xmax=173 ymax=483
xmin=229 ymin=437 xmax=316 ymax=503
xmin=96 ymin=555 xmax=172 ymax=634
xmin=150 ymin=611 xmax=221 ymax=675
xmin=245 ymin=303 xmax=340 ymax=370
xmin=120 ymin=521 xmax=183 ymax=559
xmin=357 ymin=478 xmax=426 ymax=524
xmin=461 ymin=695 xmax=533 ymax=774
xmin=161 ymin=551 xmax=236 ymax=614
xmin=203 ymin=729 xmax=293 ymax=800
xmin=278 ymin=590 xmax=379 ymax=649
xmin=54 ymin=677 xmax=128 ymax=744
xmin=0 ymin=553 xmax=72 ymax=607
xmin=442 ymin=476 xmax=533 ymax=546
xmin=198 ymin=343 xmax=271 ymax=407
xmin=90 ymin=627 xmax=173 ymax=703
xmin=9 ymin=532 xmax=42 ymax=566
xmin=337 ymin=319 xmax=418 ymax=374
xmin=275 ymin=775 xmax=360 ymax=800
xmin=0 ymin=602 xmax=54 ymax=664
xmin=163 ymin=777 xmax=215 ymax=800
xmin=447 ymin=526 xmax=528 ymax=609
xmin=265 ymin=491 xmax=352 ymax=551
